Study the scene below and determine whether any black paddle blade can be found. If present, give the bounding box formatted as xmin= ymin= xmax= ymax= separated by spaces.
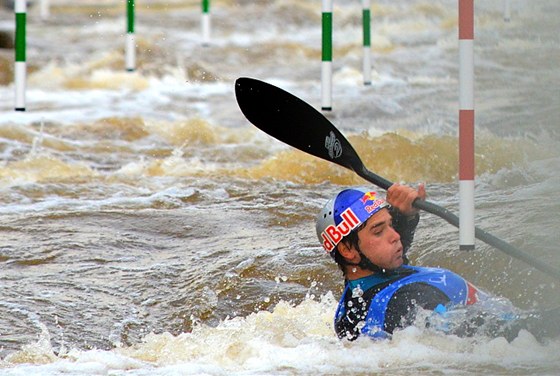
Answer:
xmin=235 ymin=77 xmax=363 ymax=173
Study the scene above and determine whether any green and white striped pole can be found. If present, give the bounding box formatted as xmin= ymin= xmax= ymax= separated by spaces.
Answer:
xmin=126 ymin=0 xmax=135 ymax=72
xmin=202 ymin=0 xmax=210 ymax=46
xmin=14 ymin=0 xmax=26 ymax=111
xmin=321 ymin=0 xmax=333 ymax=111
xmin=362 ymin=0 xmax=372 ymax=85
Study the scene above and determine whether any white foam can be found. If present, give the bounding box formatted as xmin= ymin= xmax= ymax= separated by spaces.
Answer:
xmin=2 ymin=295 xmax=559 ymax=375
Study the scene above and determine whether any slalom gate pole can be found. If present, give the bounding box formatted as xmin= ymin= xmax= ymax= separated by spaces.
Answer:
xmin=503 ymin=0 xmax=511 ymax=22
xmin=321 ymin=0 xmax=333 ymax=111
xmin=361 ymin=0 xmax=371 ymax=85
xmin=40 ymin=0 xmax=50 ymax=20
xmin=126 ymin=0 xmax=136 ymax=72
xmin=202 ymin=0 xmax=210 ymax=46
xmin=459 ymin=0 xmax=475 ymax=250
xmin=14 ymin=0 xmax=26 ymax=111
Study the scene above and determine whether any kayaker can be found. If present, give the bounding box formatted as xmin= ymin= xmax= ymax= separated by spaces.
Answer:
xmin=316 ymin=184 xmax=557 ymax=341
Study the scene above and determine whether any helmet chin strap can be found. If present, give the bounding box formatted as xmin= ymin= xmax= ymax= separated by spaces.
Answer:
xmin=345 ymin=244 xmax=387 ymax=274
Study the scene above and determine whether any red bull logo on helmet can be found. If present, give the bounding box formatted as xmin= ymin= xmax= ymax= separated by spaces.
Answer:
xmin=360 ymin=191 xmax=378 ymax=204
xmin=361 ymin=191 xmax=385 ymax=214
xmin=320 ymin=208 xmax=360 ymax=252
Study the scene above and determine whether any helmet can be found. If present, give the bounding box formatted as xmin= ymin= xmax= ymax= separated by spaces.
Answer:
xmin=316 ymin=187 xmax=389 ymax=254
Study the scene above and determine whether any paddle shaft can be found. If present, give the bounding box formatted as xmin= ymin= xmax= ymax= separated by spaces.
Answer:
xmin=358 ymin=147 xmax=560 ymax=280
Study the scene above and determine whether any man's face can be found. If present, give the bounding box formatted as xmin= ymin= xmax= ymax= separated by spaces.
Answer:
xmin=355 ymin=208 xmax=404 ymax=270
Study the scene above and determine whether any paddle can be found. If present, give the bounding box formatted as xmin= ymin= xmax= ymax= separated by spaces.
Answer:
xmin=234 ymin=77 xmax=560 ymax=282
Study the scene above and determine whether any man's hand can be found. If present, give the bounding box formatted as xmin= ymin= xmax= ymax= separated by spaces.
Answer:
xmin=386 ymin=183 xmax=426 ymax=216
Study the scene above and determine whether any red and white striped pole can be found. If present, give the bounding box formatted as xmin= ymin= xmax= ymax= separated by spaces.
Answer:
xmin=459 ymin=0 xmax=475 ymax=250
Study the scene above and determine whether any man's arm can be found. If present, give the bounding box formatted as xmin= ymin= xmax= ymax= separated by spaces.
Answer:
xmin=386 ymin=183 xmax=425 ymax=263
xmin=391 ymin=211 xmax=420 ymax=263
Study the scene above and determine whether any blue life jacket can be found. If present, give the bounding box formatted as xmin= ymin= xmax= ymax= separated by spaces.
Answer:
xmin=334 ymin=265 xmax=486 ymax=339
